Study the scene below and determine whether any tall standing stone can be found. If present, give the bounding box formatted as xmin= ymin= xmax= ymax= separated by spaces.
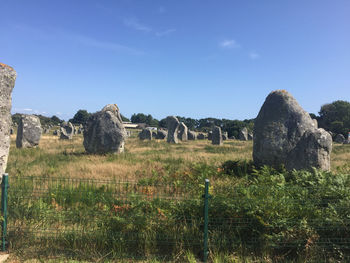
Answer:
xmin=212 ymin=126 xmax=223 ymax=145
xmin=166 ymin=116 xmax=180 ymax=144
xmin=178 ymin=122 xmax=188 ymax=141
xmin=60 ymin=122 xmax=74 ymax=140
xmin=16 ymin=115 xmax=42 ymax=148
xmin=0 ymin=63 xmax=16 ymax=175
xmin=83 ymin=104 xmax=127 ymax=154
xmin=253 ymin=90 xmax=332 ymax=171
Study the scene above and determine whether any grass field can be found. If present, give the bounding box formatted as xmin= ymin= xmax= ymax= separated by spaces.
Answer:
xmin=4 ymin=132 xmax=350 ymax=262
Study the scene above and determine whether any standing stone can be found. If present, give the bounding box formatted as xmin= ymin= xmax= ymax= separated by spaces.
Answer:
xmin=156 ymin=129 xmax=167 ymax=139
xmin=248 ymin=132 xmax=253 ymax=140
xmin=53 ymin=129 xmax=60 ymax=136
xmin=60 ymin=122 xmax=74 ymax=140
xmin=312 ymin=119 xmax=318 ymax=129
xmin=10 ymin=128 xmax=14 ymax=135
xmin=208 ymin=131 xmax=212 ymax=140
xmin=166 ymin=116 xmax=180 ymax=143
xmin=334 ymin=134 xmax=345 ymax=144
xmin=178 ymin=122 xmax=188 ymax=141
xmin=0 ymin=63 xmax=16 ymax=175
xmin=197 ymin=133 xmax=206 ymax=140
xmin=239 ymin=127 xmax=248 ymax=141
xmin=83 ymin=104 xmax=127 ymax=154
xmin=16 ymin=115 xmax=42 ymax=148
xmin=212 ymin=126 xmax=223 ymax=145
xmin=229 ymin=136 xmax=236 ymax=140
xmin=222 ymin=132 xmax=228 ymax=141
xmin=253 ymin=90 xmax=332 ymax=171
xmin=188 ymin=130 xmax=197 ymax=140
xmin=139 ymin=128 xmax=152 ymax=140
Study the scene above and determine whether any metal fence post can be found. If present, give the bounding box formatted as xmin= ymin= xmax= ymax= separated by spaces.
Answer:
xmin=203 ymin=179 xmax=210 ymax=263
xmin=1 ymin=173 xmax=9 ymax=251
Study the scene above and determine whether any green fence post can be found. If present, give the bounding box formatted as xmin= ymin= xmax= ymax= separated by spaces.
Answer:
xmin=1 ymin=173 xmax=9 ymax=251
xmin=203 ymin=179 xmax=210 ymax=263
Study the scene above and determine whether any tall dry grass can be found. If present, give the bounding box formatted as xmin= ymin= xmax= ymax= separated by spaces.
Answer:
xmin=7 ymin=133 xmax=350 ymax=181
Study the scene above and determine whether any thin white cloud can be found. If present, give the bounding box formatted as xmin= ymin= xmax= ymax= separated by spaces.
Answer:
xmin=73 ymin=35 xmax=144 ymax=55
xmin=155 ymin=29 xmax=176 ymax=37
xmin=220 ymin=40 xmax=240 ymax=49
xmin=123 ymin=18 xmax=152 ymax=33
xmin=249 ymin=51 xmax=260 ymax=60
xmin=13 ymin=24 xmax=143 ymax=55
xmin=123 ymin=17 xmax=175 ymax=37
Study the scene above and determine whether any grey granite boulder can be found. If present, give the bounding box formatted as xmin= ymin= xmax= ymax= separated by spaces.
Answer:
xmin=139 ymin=128 xmax=152 ymax=140
xmin=253 ymin=90 xmax=332 ymax=171
xmin=212 ymin=126 xmax=223 ymax=145
xmin=0 ymin=63 xmax=16 ymax=174
xmin=239 ymin=127 xmax=248 ymax=141
xmin=16 ymin=115 xmax=42 ymax=148
xmin=178 ymin=122 xmax=188 ymax=141
xmin=334 ymin=134 xmax=345 ymax=144
xmin=83 ymin=104 xmax=127 ymax=154
xmin=60 ymin=122 xmax=74 ymax=140
xmin=222 ymin=132 xmax=228 ymax=141
xmin=188 ymin=130 xmax=197 ymax=140
xmin=53 ymin=129 xmax=60 ymax=136
xmin=156 ymin=129 xmax=167 ymax=139
xmin=166 ymin=116 xmax=179 ymax=143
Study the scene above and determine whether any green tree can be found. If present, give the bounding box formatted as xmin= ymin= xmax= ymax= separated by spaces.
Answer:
xmin=318 ymin=100 xmax=350 ymax=136
xmin=70 ymin=110 xmax=91 ymax=125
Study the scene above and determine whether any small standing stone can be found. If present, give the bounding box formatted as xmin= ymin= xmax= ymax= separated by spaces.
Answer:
xmin=188 ymin=130 xmax=197 ymax=140
xmin=60 ymin=122 xmax=74 ymax=140
xmin=212 ymin=126 xmax=223 ymax=145
xmin=139 ymin=128 xmax=152 ymax=140
xmin=222 ymin=132 xmax=228 ymax=141
xmin=239 ymin=127 xmax=248 ymax=141
xmin=197 ymin=133 xmax=206 ymax=140
xmin=156 ymin=129 xmax=167 ymax=139
xmin=334 ymin=134 xmax=345 ymax=144
xmin=16 ymin=115 xmax=42 ymax=148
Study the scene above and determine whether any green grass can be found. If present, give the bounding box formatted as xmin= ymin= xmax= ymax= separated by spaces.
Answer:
xmin=4 ymin=134 xmax=350 ymax=262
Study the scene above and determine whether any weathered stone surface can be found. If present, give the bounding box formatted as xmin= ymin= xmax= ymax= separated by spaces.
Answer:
xmin=10 ymin=128 xmax=14 ymax=135
xmin=60 ymin=122 xmax=74 ymax=140
xmin=288 ymin=128 xmax=332 ymax=171
xmin=212 ymin=126 xmax=223 ymax=145
xmin=197 ymin=133 xmax=206 ymax=140
xmin=188 ymin=130 xmax=197 ymax=140
xmin=334 ymin=134 xmax=345 ymax=144
xmin=228 ymin=136 xmax=236 ymax=140
xmin=222 ymin=132 xmax=228 ymax=141
xmin=139 ymin=128 xmax=152 ymax=140
xmin=178 ymin=122 xmax=188 ymax=141
xmin=166 ymin=116 xmax=179 ymax=143
xmin=0 ymin=63 xmax=16 ymax=174
xmin=16 ymin=115 xmax=42 ymax=148
xmin=248 ymin=132 xmax=253 ymax=140
xmin=312 ymin=119 xmax=318 ymax=129
xmin=53 ymin=129 xmax=60 ymax=136
xmin=253 ymin=90 xmax=332 ymax=171
xmin=83 ymin=104 xmax=127 ymax=154
xmin=239 ymin=127 xmax=248 ymax=141
xmin=156 ymin=129 xmax=167 ymax=139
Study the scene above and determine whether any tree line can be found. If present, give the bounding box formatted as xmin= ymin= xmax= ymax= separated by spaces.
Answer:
xmin=11 ymin=100 xmax=350 ymax=138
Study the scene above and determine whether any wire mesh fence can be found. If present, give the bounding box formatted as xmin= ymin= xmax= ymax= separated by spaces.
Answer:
xmin=2 ymin=174 xmax=350 ymax=262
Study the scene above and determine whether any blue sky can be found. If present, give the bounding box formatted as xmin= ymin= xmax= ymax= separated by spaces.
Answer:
xmin=1 ymin=0 xmax=349 ymax=121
